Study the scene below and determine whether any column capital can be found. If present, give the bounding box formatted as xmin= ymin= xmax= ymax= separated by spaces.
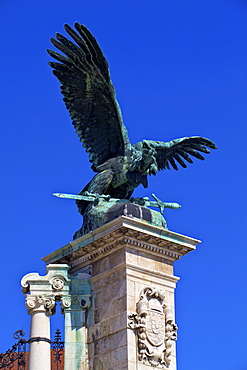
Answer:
xmin=21 ymin=264 xmax=91 ymax=313
xmin=21 ymin=264 xmax=71 ymax=316
xmin=25 ymin=294 xmax=56 ymax=315
xmin=61 ymin=294 xmax=91 ymax=311
xmin=21 ymin=264 xmax=70 ymax=294
xmin=61 ymin=272 xmax=91 ymax=312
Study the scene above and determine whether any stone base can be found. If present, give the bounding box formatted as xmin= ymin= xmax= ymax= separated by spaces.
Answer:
xmin=43 ymin=216 xmax=200 ymax=369
xmin=87 ymin=248 xmax=178 ymax=369
xmin=74 ymin=199 xmax=167 ymax=239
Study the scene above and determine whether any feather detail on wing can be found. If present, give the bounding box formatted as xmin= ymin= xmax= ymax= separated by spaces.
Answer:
xmin=47 ymin=23 xmax=130 ymax=168
xmin=145 ymin=136 xmax=217 ymax=171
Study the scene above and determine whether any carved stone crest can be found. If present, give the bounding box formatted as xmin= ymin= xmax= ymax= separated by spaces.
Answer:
xmin=146 ymin=309 xmax=165 ymax=347
xmin=128 ymin=287 xmax=178 ymax=368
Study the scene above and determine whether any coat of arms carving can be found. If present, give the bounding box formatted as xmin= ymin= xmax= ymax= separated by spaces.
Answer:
xmin=128 ymin=287 xmax=178 ymax=368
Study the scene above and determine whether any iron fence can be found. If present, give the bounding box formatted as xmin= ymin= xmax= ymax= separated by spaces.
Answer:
xmin=0 ymin=329 xmax=64 ymax=369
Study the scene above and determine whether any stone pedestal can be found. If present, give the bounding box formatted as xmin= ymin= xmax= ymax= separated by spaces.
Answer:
xmin=43 ymin=216 xmax=200 ymax=370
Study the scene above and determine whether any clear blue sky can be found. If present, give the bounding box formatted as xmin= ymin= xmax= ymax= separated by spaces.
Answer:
xmin=1 ymin=1 xmax=246 ymax=369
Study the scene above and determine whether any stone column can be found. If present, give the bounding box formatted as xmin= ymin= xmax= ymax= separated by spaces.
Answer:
xmin=26 ymin=295 xmax=55 ymax=370
xmin=21 ymin=264 xmax=71 ymax=370
xmin=43 ymin=216 xmax=200 ymax=370
xmin=62 ymin=273 xmax=91 ymax=370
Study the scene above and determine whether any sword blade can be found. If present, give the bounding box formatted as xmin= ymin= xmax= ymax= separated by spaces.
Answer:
xmin=53 ymin=193 xmax=96 ymax=201
xmin=53 ymin=193 xmax=181 ymax=211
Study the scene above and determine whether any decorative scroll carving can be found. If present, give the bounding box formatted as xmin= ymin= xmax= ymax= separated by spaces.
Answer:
xmin=61 ymin=295 xmax=91 ymax=312
xmin=25 ymin=296 xmax=36 ymax=310
xmin=25 ymin=295 xmax=56 ymax=315
xmin=128 ymin=286 xmax=178 ymax=368
xmin=51 ymin=277 xmax=65 ymax=291
xmin=61 ymin=296 xmax=71 ymax=309
xmin=22 ymin=265 xmax=91 ymax=316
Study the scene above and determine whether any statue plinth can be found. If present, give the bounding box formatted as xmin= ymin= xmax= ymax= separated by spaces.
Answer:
xmin=42 ymin=216 xmax=200 ymax=369
xmin=73 ymin=198 xmax=167 ymax=239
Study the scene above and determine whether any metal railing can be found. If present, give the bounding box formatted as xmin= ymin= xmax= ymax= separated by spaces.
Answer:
xmin=0 ymin=330 xmax=64 ymax=369
xmin=51 ymin=330 xmax=64 ymax=370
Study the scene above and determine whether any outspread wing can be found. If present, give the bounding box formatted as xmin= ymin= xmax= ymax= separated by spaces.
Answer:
xmin=147 ymin=136 xmax=217 ymax=171
xmin=48 ymin=23 xmax=130 ymax=168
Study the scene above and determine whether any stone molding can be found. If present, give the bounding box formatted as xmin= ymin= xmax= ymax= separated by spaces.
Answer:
xmin=69 ymin=236 xmax=182 ymax=273
xmin=42 ymin=217 xmax=200 ymax=268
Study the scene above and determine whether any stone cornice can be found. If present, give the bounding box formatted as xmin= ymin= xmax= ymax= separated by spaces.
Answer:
xmin=42 ymin=216 xmax=200 ymax=268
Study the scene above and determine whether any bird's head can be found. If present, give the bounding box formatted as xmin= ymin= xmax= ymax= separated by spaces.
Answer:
xmin=134 ymin=140 xmax=158 ymax=175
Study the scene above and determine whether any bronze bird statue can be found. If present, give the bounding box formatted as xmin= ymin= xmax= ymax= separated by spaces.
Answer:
xmin=48 ymin=23 xmax=217 ymax=216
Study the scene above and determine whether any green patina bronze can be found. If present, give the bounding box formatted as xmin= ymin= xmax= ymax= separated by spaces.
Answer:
xmin=53 ymin=193 xmax=181 ymax=213
xmin=48 ymin=23 xmax=217 ymax=238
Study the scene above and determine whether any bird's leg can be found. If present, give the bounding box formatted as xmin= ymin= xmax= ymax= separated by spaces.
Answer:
xmin=130 ymin=196 xmax=149 ymax=206
xmin=93 ymin=193 xmax=100 ymax=206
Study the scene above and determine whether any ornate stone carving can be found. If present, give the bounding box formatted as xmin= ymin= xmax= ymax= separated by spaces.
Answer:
xmin=25 ymin=296 xmax=36 ymax=310
xmin=61 ymin=296 xmax=71 ymax=309
xmin=61 ymin=295 xmax=91 ymax=311
xmin=51 ymin=277 xmax=65 ymax=291
xmin=25 ymin=295 xmax=56 ymax=315
xmin=22 ymin=266 xmax=91 ymax=315
xmin=128 ymin=286 xmax=178 ymax=368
